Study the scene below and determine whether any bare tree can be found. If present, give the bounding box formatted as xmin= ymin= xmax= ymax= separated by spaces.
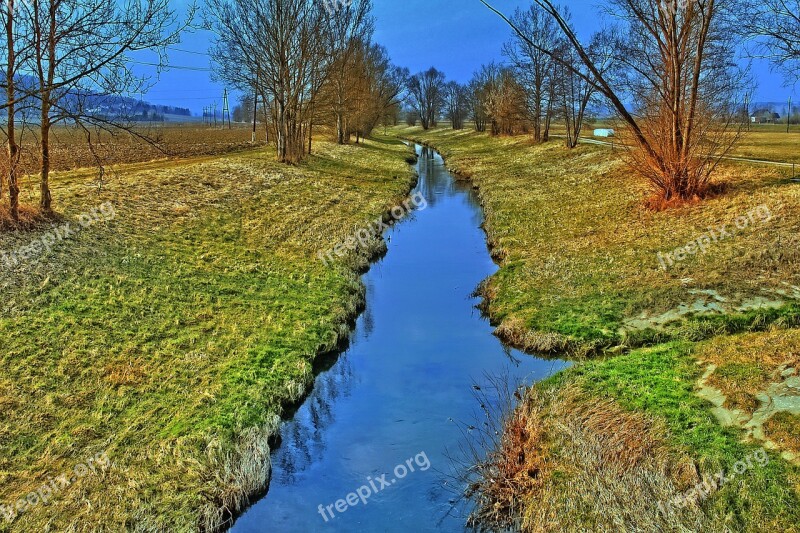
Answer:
xmin=207 ymin=0 xmax=328 ymax=164
xmin=555 ymin=29 xmax=615 ymax=148
xmin=483 ymin=0 xmax=747 ymax=206
xmin=741 ymin=0 xmax=800 ymax=83
xmin=2 ymin=0 xmax=21 ymax=220
xmin=503 ymin=5 xmax=561 ymax=142
xmin=444 ymin=81 xmax=469 ymax=130
xmin=317 ymin=41 xmax=404 ymax=142
xmin=0 ymin=1 xmax=37 ymax=220
xmin=355 ymin=45 xmax=406 ymax=137
xmin=18 ymin=0 xmax=186 ymax=212
xmin=484 ymin=67 xmax=528 ymax=136
xmin=468 ymin=64 xmax=497 ymax=133
xmin=320 ymin=0 xmax=373 ymax=144
xmin=406 ymin=67 xmax=446 ymax=130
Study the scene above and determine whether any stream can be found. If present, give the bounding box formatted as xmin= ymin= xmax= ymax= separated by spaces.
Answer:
xmin=232 ymin=145 xmax=567 ymax=532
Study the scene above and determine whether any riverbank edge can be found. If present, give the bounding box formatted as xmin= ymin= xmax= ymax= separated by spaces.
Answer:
xmin=400 ymin=134 xmax=800 ymax=359
xmin=202 ymin=142 xmax=421 ymax=533
xmin=399 ymin=133 xmax=800 ymax=531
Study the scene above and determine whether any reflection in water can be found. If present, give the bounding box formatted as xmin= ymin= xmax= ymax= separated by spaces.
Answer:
xmin=233 ymin=144 xmax=567 ymax=533
xmin=275 ymin=355 xmax=355 ymax=484
xmin=360 ymin=279 xmax=376 ymax=339
xmin=416 ymin=146 xmax=481 ymax=212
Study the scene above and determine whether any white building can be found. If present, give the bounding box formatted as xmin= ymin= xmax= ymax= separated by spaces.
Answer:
xmin=593 ymin=128 xmax=615 ymax=137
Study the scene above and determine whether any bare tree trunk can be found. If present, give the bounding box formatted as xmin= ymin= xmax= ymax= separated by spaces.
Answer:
xmin=543 ymin=80 xmax=555 ymax=142
xmin=40 ymin=101 xmax=53 ymax=211
xmin=337 ymin=109 xmax=345 ymax=144
xmin=6 ymin=2 xmax=19 ymax=221
xmin=532 ymin=89 xmax=542 ymax=142
xmin=276 ymin=100 xmax=287 ymax=161
xmin=308 ymin=116 xmax=313 ymax=155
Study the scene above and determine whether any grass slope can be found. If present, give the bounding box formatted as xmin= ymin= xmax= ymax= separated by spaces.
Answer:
xmin=0 ymin=137 xmax=415 ymax=531
xmin=391 ymin=126 xmax=800 ymax=531
xmin=394 ymin=126 xmax=800 ymax=355
xmin=502 ymin=342 xmax=800 ymax=532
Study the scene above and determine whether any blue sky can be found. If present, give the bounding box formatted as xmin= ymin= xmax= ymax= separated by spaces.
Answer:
xmin=137 ymin=0 xmax=796 ymax=115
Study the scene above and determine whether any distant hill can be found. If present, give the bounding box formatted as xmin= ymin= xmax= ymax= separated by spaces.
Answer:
xmin=1 ymin=75 xmax=192 ymax=123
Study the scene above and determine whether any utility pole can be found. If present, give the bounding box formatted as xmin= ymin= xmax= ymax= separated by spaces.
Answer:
xmin=788 ymin=96 xmax=792 ymax=134
xmin=252 ymin=90 xmax=258 ymax=143
xmin=744 ymin=92 xmax=751 ymax=131
xmin=222 ymin=88 xmax=231 ymax=129
xmin=213 ymin=102 xmax=217 ymax=128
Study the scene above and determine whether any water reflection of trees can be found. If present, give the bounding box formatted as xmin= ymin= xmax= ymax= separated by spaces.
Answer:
xmin=416 ymin=146 xmax=481 ymax=211
xmin=272 ymin=353 xmax=356 ymax=484
xmin=361 ymin=280 xmax=376 ymax=339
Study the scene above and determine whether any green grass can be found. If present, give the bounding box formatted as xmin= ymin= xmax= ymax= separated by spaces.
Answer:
xmin=0 ymin=136 xmax=415 ymax=531
xmin=392 ymin=126 xmax=800 ymax=355
xmin=564 ymin=342 xmax=800 ymax=531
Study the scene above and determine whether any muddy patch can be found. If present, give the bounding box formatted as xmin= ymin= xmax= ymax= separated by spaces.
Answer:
xmin=697 ymin=363 xmax=800 ymax=463
xmin=623 ymin=287 xmax=799 ymax=332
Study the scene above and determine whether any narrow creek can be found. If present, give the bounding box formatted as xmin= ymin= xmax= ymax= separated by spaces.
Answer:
xmin=232 ymin=145 xmax=568 ymax=532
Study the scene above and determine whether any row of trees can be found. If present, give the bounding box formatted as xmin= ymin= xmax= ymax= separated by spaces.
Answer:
xmin=1 ymin=0 xmax=186 ymax=221
xmin=401 ymin=5 xmax=614 ymax=150
xmin=404 ymin=0 xmax=799 ymax=205
xmin=477 ymin=0 xmax=799 ymax=205
xmin=206 ymin=0 xmax=407 ymax=164
xmin=402 ymin=52 xmax=602 ymax=149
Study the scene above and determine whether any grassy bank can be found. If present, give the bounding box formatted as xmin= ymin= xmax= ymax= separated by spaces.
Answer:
xmin=473 ymin=338 xmax=800 ymax=531
xmin=0 ymin=137 xmax=415 ymax=531
xmin=395 ymin=126 xmax=800 ymax=355
xmin=392 ymin=126 xmax=800 ymax=531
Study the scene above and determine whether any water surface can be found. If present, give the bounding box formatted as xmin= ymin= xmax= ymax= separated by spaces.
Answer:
xmin=233 ymin=145 xmax=567 ymax=532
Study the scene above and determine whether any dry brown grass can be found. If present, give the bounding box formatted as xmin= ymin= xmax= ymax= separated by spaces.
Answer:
xmin=0 ymin=205 xmax=56 ymax=231
xmin=764 ymin=413 xmax=800 ymax=459
xmin=467 ymin=381 xmax=713 ymax=532
xmin=524 ymin=386 xmax=715 ymax=532
xmin=465 ymin=388 xmax=548 ymax=529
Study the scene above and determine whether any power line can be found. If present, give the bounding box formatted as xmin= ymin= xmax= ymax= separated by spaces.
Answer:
xmin=128 ymin=59 xmax=212 ymax=72
xmin=165 ymin=46 xmax=210 ymax=57
xmin=139 ymin=96 xmax=224 ymax=101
